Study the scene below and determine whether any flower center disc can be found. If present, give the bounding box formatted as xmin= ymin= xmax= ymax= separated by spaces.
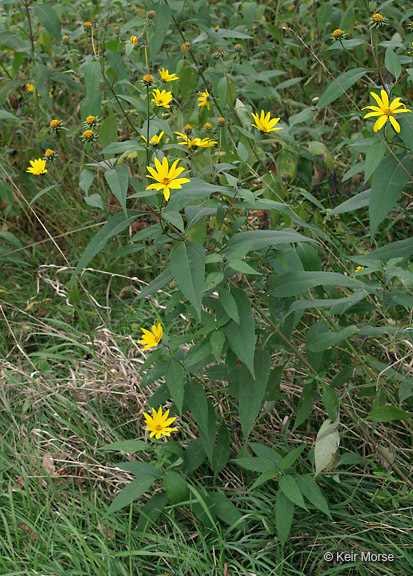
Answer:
xmin=161 ymin=177 xmax=170 ymax=186
xmin=383 ymin=108 xmax=392 ymax=116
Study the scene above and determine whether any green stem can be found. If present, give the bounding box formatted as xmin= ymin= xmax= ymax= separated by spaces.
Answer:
xmin=146 ymin=84 xmax=150 ymax=166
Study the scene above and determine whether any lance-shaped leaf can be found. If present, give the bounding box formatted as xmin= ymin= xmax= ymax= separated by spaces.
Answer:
xmin=238 ymin=349 xmax=270 ymax=438
xmin=104 ymin=163 xmax=129 ymax=215
xmin=170 ymin=242 xmax=205 ymax=321
xmin=223 ymin=288 xmax=256 ymax=378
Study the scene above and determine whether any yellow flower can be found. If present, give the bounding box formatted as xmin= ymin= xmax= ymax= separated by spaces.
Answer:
xmin=251 ymin=110 xmax=282 ymax=133
xmin=145 ymin=156 xmax=190 ymax=202
xmin=175 ymin=132 xmax=194 ymax=148
xmin=130 ymin=35 xmax=138 ymax=45
xmin=49 ymin=119 xmax=60 ymax=128
xmin=180 ymin=41 xmax=190 ymax=55
xmin=217 ymin=117 xmax=225 ymax=127
xmin=114 ymin=26 xmax=121 ymax=34
xmin=143 ymin=74 xmax=154 ymax=85
xmin=159 ymin=68 xmax=179 ymax=82
xmin=151 ymin=88 xmax=173 ymax=108
xmin=194 ymin=137 xmax=217 ymax=148
xmin=175 ymin=132 xmax=217 ymax=150
xmin=83 ymin=21 xmax=92 ymax=31
xmin=26 ymin=158 xmax=47 ymax=175
xmin=362 ymin=90 xmax=411 ymax=133
xmin=332 ymin=28 xmax=343 ymax=38
xmin=197 ymin=89 xmax=211 ymax=110
xmin=86 ymin=115 xmax=96 ymax=125
xmin=141 ymin=131 xmax=165 ymax=146
xmin=62 ymin=35 xmax=69 ymax=43
xmin=82 ymin=129 xmax=95 ymax=142
xmin=44 ymin=149 xmax=55 ymax=158
xmin=148 ymin=10 xmax=156 ymax=19
xmin=369 ymin=13 xmax=386 ymax=27
xmin=26 ymin=83 xmax=34 ymax=93
xmin=143 ymin=406 xmax=178 ymax=439
xmin=204 ymin=122 xmax=212 ymax=131
xmin=138 ymin=321 xmax=163 ymax=351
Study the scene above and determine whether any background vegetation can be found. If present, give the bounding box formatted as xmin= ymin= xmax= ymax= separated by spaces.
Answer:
xmin=0 ymin=0 xmax=412 ymax=574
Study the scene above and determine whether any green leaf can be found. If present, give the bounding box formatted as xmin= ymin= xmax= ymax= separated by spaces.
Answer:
xmin=270 ymin=271 xmax=376 ymax=297
xmin=248 ymin=443 xmax=283 ymax=469
xmin=307 ymin=325 xmax=358 ymax=352
xmin=281 ymin=445 xmax=306 ymax=472
xmin=385 ymin=47 xmax=401 ymax=81
xmin=170 ymin=242 xmax=205 ymax=322
xmin=228 ymin=259 xmax=261 ymax=275
xmin=210 ymin=331 xmax=226 ymax=362
xmin=148 ymin=3 xmax=172 ymax=58
xmin=290 ymin=291 xmax=368 ymax=313
xmin=322 ymin=384 xmax=340 ymax=421
xmin=238 ymin=349 xmax=270 ymax=438
xmin=136 ymin=268 xmax=174 ymax=300
xmin=73 ymin=212 xmax=137 ymax=277
xmin=104 ymin=476 xmax=156 ymax=516
xmin=217 ymin=76 xmax=228 ymax=108
xmin=33 ymin=4 xmax=61 ymax=40
xmin=84 ymin=193 xmax=103 ymax=210
xmin=370 ymin=154 xmax=413 ymax=235
xmin=162 ymin=209 xmax=185 ymax=232
xmin=163 ymin=471 xmax=189 ymax=505
xmin=399 ymin=379 xmax=413 ymax=403
xmin=100 ymin=114 xmax=118 ymax=150
xmin=314 ymin=418 xmax=340 ymax=476
xmin=250 ymin=469 xmax=280 ymax=489
xmin=116 ymin=462 xmax=162 ymax=478
xmin=0 ymin=110 xmax=20 ymax=121
xmin=223 ymin=288 xmax=256 ymax=378
xmin=209 ymin=491 xmax=247 ymax=529
xmin=185 ymin=379 xmax=216 ymax=465
xmin=368 ymin=406 xmax=412 ymax=422
xmin=183 ymin=439 xmax=206 ymax=474
xmin=364 ymin=140 xmax=386 ymax=183
xmin=82 ymin=61 xmax=102 ymax=116
xmin=137 ymin=492 xmax=169 ymax=532
xmin=279 ymin=475 xmax=308 ymax=510
xmin=29 ymin=184 xmax=60 ymax=206
xmin=101 ymin=140 xmax=144 ymax=155
xmin=79 ymin=168 xmax=94 ymax=194
xmin=212 ymin=420 xmax=231 ymax=475
xmin=327 ymin=189 xmax=370 ymax=216
xmin=354 ymin=237 xmax=413 ymax=264
xmin=224 ymin=229 xmax=316 ymax=255
xmin=296 ymin=475 xmax=331 ymax=517
xmin=398 ymin=115 xmax=413 ymax=152
xmin=165 ymin=359 xmax=185 ymax=415
xmin=276 ymin=490 xmax=294 ymax=547
xmin=218 ymin=287 xmax=239 ymax=324
xmin=203 ymin=271 xmax=224 ymax=293
xmin=104 ymin=164 xmax=129 ymax=216
xmin=100 ymin=440 xmax=149 ymax=452
xmin=233 ymin=457 xmax=276 ymax=473
xmin=318 ymin=67 xmax=367 ymax=109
